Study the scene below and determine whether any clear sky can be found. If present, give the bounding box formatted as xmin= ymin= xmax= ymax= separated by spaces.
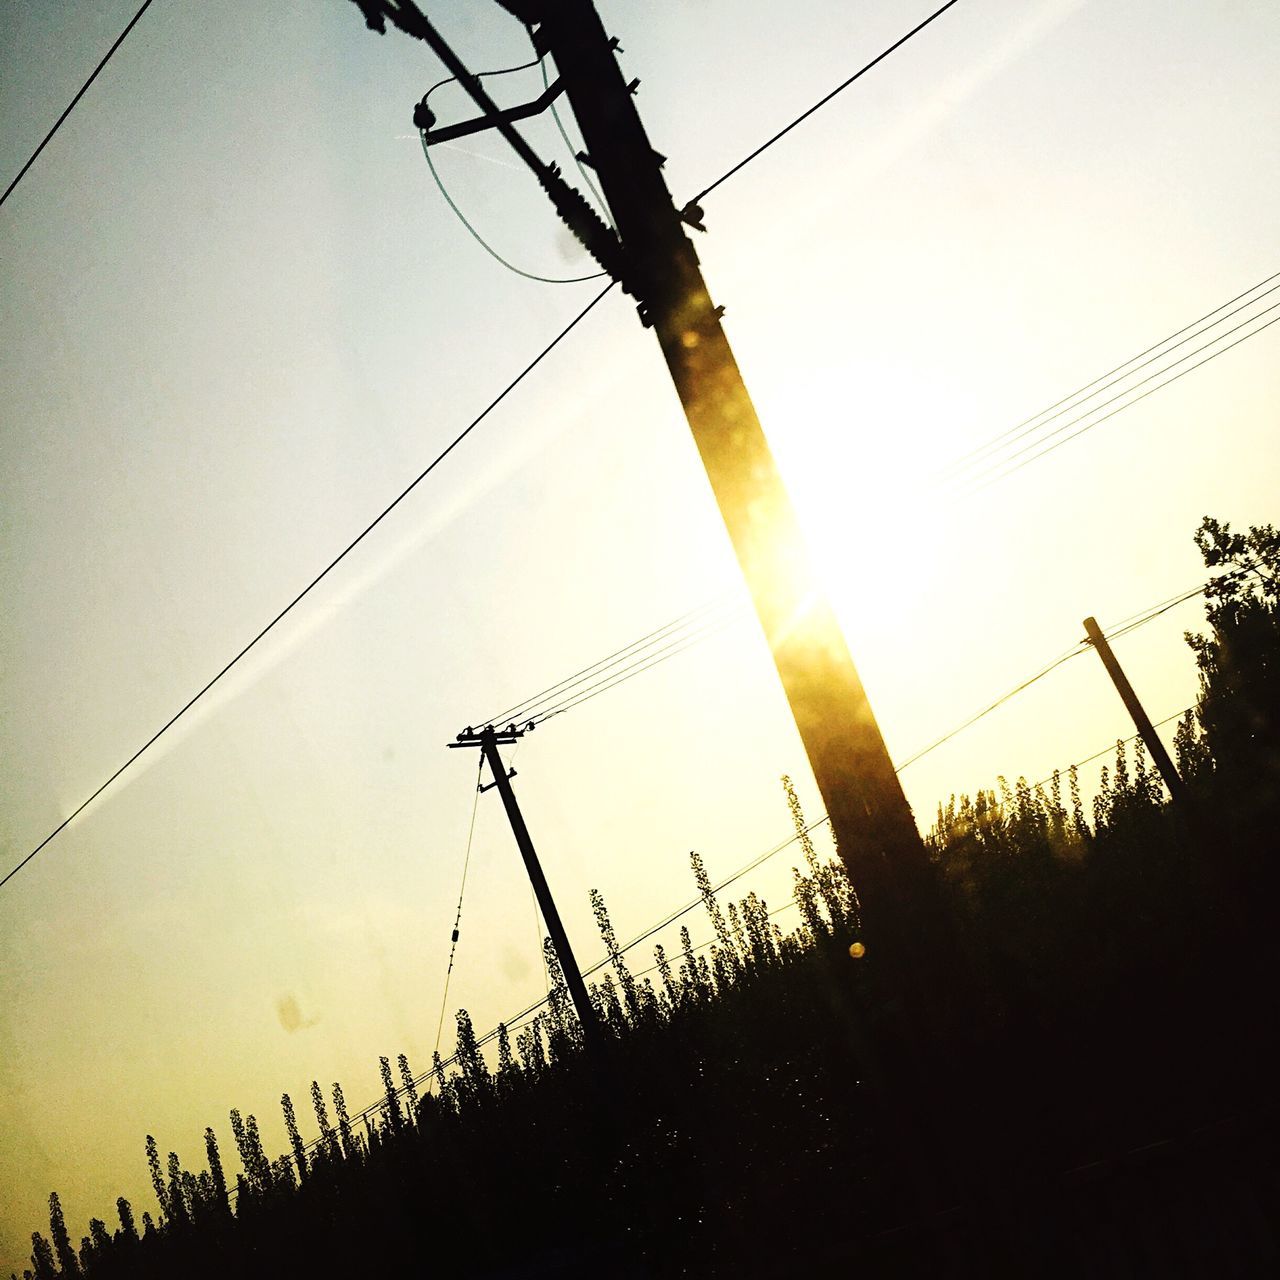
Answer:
xmin=2 ymin=0 xmax=1277 ymax=1270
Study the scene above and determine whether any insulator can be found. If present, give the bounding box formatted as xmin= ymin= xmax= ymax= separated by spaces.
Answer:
xmin=539 ymin=169 xmax=630 ymax=289
xmin=412 ymin=98 xmax=437 ymax=132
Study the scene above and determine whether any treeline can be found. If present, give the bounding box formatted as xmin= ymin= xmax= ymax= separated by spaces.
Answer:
xmin=16 ymin=517 xmax=1280 ymax=1277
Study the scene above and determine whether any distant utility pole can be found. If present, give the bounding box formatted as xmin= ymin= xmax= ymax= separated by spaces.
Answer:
xmin=449 ymin=723 xmax=601 ymax=1043
xmin=352 ymin=0 xmax=934 ymax=953
xmin=1083 ymin=616 xmax=1189 ymax=805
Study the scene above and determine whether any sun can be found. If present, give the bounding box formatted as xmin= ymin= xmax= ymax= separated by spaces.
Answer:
xmin=762 ymin=360 xmax=957 ymax=637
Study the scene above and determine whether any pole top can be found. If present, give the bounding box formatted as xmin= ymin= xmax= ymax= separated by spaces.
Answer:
xmin=446 ymin=722 xmax=531 ymax=749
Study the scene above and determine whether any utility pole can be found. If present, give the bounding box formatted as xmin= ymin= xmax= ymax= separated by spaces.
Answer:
xmin=1083 ymin=616 xmax=1189 ymax=805
xmin=353 ymin=0 xmax=935 ymax=957
xmin=527 ymin=0 xmax=935 ymax=943
xmin=449 ymin=723 xmax=601 ymax=1043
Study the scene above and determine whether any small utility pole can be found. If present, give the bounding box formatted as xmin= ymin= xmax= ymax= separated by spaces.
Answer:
xmin=449 ymin=724 xmax=601 ymax=1042
xmin=1083 ymin=616 xmax=1189 ymax=805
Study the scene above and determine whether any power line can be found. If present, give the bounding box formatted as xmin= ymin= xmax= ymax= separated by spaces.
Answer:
xmin=893 ymin=645 xmax=1087 ymax=772
xmin=274 ymin=570 xmax=1227 ymax=1146
xmin=540 ymin=49 xmax=613 ymax=227
xmin=954 ymin=307 xmax=1280 ymax=493
xmin=478 ymin=595 xmax=738 ymax=728
xmin=419 ymin=133 xmax=607 ymax=284
xmin=1034 ymin=706 xmax=1194 ymax=788
xmin=417 ymin=54 xmax=608 ymax=284
xmin=0 ymin=282 xmax=616 ymax=892
xmin=331 ymin=816 xmax=832 ymax=1136
xmin=434 ymin=757 xmax=483 ymax=1058
xmin=628 ymin=897 xmax=801 ymax=986
xmin=330 ymin=686 xmax=1205 ymax=1130
xmin=524 ymin=605 xmax=750 ymax=725
xmin=1 ymin=0 xmax=156 ymax=211
xmin=685 ymin=0 xmax=962 ymax=208
xmin=940 ymin=271 xmax=1280 ymax=479
xmin=1104 ymin=586 xmax=1210 ymax=642
xmin=484 ymin=560 xmax=1229 ymax=763
xmin=314 ymin=621 xmax=1212 ymax=1137
xmin=588 ymin=818 xmax=832 ymax=973
xmin=890 ymin=567 xmax=1235 ymax=774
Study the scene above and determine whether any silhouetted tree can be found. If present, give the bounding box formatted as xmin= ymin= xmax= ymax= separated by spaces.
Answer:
xmin=204 ymin=1128 xmax=229 ymax=1214
xmin=115 ymin=1197 xmax=137 ymax=1245
xmin=1187 ymin=516 xmax=1280 ymax=780
xmin=281 ymin=1094 xmax=307 ymax=1183
xmin=378 ymin=1057 xmax=403 ymax=1131
xmin=331 ymin=1082 xmax=356 ymax=1161
xmin=591 ymin=887 xmax=639 ymax=1015
xmin=29 ymin=1233 xmax=56 ymax=1280
xmin=47 ymin=1193 xmax=78 ymax=1277
xmin=397 ymin=1053 xmax=420 ymax=1121
xmin=144 ymin=1135 xmax=168 ymax=1222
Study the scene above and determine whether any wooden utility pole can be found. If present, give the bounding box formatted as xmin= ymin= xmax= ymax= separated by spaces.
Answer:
xmin=1083 ymin=616 xmax=1189 ymax=805
xmin=528 ymin=0 xmax=933 ymax=942
xmin=353 ymin=0 xmax=935 ymax=956
xmin=449 ymin=724 xmax=601 ymax=1043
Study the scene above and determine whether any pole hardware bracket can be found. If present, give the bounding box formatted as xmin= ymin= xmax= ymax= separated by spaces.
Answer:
xmin=479 ymin=768 xmax=517 ymax=793
xmin=416 ymin=75 xmax=568 ymax=146
xmin=357 ymin=1 xmax=633 ymax=289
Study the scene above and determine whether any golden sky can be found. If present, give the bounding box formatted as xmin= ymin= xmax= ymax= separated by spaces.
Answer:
xmin=2 ymin=0 xmax=1278 ymax=1271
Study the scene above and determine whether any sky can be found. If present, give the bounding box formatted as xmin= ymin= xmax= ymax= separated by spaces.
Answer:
xmin=2 ymin=0 xmax=1278 ymax=1270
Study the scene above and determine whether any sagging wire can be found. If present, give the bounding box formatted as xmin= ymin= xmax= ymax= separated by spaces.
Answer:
xmin=418 ymin=52 xmax=608 ymax=284
xmin=433 ymin=755 xmax=484 ymax=1057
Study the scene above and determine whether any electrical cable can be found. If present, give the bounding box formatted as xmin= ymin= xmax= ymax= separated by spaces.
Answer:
xmin=1 ymin=0 xmax=156 ymax=211
xmin=525 ymin=604 xmax=750 ymax=725
xmin=628 ymin=898 xmax=801 ymax=985
xmin=323 ymin=643 xmax=1218 ymax=1132
xmin=686 ymin=0 xmax=962 ymax=208
xmin=1033 ymin=707 xmax=1194 ymax=789
xmin=1103 ymin=587 xmax=1211 ymax=643
xmin=298 ymin=573 xmax=1227 ymax=1140
xmin=589 ymin=818 xmax=831 ymax=976
xmin=434 ymin=757 xmax=483 ymax=1057
xmin=311 ymin=663 xmax=1193 ymax=1135
xmin=422 ymin=53 xmax=543 ymax=102
xmin=367 ymin=816 xmax=832 ymax=1126
xmin=955 ymin=308 xmax=1280 ymax=494
xmin=531 ymin=879 xmax=549 ymax=995
xmin=492 ymin=558 xmax=1235 ymax=765
xmin=893 ymin=645 xmax=1088 ymax=773
xmin=539 ymin=48 xmax=613 ymax=226
xmin=420 ymin=132 xmax=607 ymax=283
xmin=418 ymin=49 xmax=608 ymax=284
xmin=891 ymin=566 xmax=1241 ymax=775
xmin=1100 ymin=583 xmax=1210 ymax=636
xmin=0 ymin=280 xmax=616 ymax=892
xmin=478 ymin=594 xmax=738 ymax=728
xmin=941 ymin=272 xmax=1280 ymax=478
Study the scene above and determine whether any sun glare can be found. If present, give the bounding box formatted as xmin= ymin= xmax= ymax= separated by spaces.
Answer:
xmin=766 ymin=364 xmax=955 ymax=630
